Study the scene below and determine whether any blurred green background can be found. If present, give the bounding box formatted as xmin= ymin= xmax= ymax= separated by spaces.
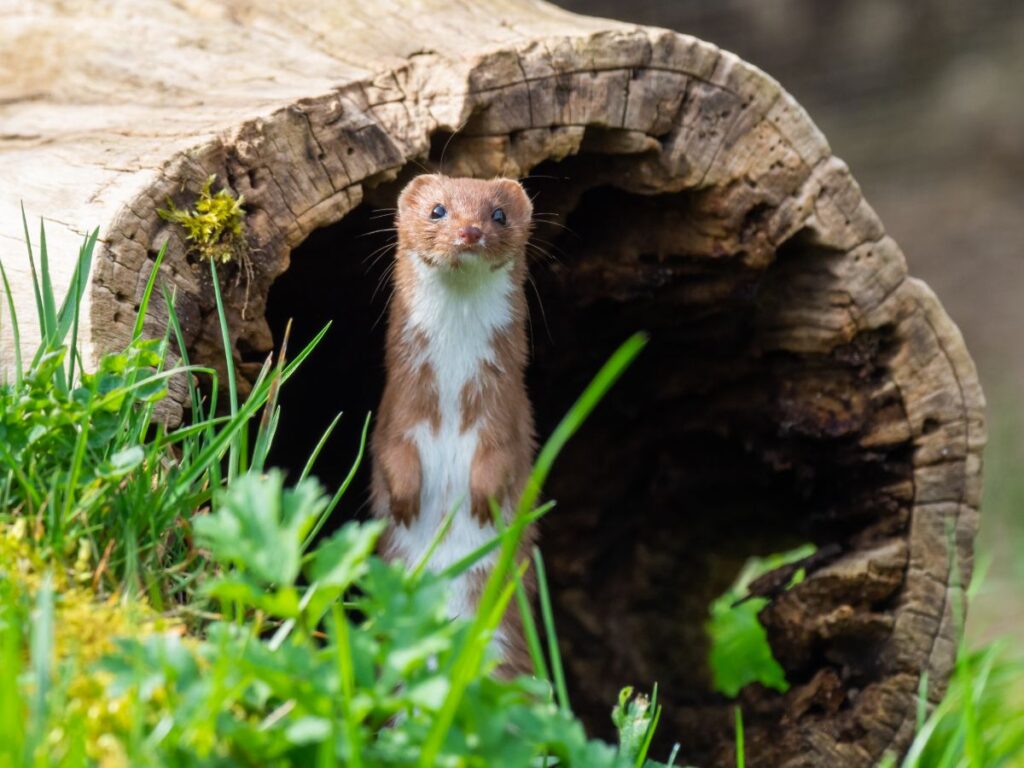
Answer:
xmin=555 ymin=0 xmax=1024 ymax=645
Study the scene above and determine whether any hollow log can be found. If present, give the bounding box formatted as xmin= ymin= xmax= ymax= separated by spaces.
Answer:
xmin=0 ymin=2 xmax=985 ymax=765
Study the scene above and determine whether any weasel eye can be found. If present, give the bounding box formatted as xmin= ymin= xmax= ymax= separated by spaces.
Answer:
xmin=430 ymin=204 xmax=447 ymax=220
xmin=492 ymin=207 xmax=507 ymax=226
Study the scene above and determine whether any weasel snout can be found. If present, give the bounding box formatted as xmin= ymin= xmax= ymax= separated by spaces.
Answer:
xmin=456 ymin=225 xmax=483 ymax=247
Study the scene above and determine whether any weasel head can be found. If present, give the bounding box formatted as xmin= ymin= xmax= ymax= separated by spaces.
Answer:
xmin=396 ymin=174 xmax=532 ymax=272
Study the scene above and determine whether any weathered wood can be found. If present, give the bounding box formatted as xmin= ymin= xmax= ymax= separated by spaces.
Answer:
xmin=0 ymin=2 xmax=985 ymax=765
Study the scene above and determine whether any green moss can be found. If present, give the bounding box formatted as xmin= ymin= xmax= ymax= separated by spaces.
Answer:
xmin=158 ymin=175 xmax=247 ymax=264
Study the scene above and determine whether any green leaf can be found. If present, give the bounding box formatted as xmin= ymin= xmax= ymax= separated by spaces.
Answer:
xmin=706 ymin=544 xmax=814 ymax=697
xmin=407 ymin=677 xmax=450 ymax=711
xmin=307 ymin=520 xmax=385 ymax=590
xmin=194 ymin=471 xmax=324 ymax=586
xmin=708 ymin=593 xmax=787 ymax=697
xmin=96 ymin=446 xmax=145 ymax=480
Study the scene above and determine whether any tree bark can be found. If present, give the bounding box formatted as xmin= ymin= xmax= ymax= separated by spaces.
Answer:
xmin=0 ymin=2 xmax=985 ymax=765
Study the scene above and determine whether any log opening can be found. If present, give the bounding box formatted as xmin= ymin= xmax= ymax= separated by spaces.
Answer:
xmin=263 ymin=141 xmax=924 ymax=765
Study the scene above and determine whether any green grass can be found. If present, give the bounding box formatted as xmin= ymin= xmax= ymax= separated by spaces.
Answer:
xmin=0 ymin=225 xmax=327 ymax=612
xmin=894 ymin=642 xmax=1024 ymax=768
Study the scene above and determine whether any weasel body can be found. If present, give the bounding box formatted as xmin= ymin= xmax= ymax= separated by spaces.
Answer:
xmin=371 ymin=174 xmax=535 ymax=673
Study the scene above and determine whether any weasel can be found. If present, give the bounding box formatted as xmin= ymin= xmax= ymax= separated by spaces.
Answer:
xmin=370 ymin=174 xmax=536 ymax=676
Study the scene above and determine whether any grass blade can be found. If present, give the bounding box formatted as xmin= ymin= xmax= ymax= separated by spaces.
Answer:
xmin=0 ymin=588 xmax=26 ymax=763
xmin=302 ymin=411 xmax=371 ymax=551
xmin=514 ymin=564 xmax=550 ymax=684
xmin=161 ymin=284 xmax=201 ymax=405
xmin=439 ymin=501 xmax=554 ymax=580
xmin=636 ymin=701 xmax=661 ymax=768
xmin=20 ymin=205 xmax=47 ymax=345
xmin=172 ymin=323 xmax=329 ymax=496
xmin=38 ymin=219 xmax=58 ymax=347
xmin=533 ymin=547 xmax=569 ymax=711
xmin=735 ymin=706 xmax=745 ymax=768
xmin=0 ymin=256 xmax=23 ymax=384
xmin=411 ymin=503 xmax=459 ymax=579
xmin=91 ymin=364 xmax=207 ymax=411
xmin=66 ymin=231 xmax=94 ymax=385
xmin=132 ymin=242 xmax=167 ymax=341
xmin=28 ymin=574 xmax=55 ymax=753
xmin=298 ymin=411 xmax=343 ymax=484
xmin=519 ymin=332 xmax=647 ymax=516
xmin=251 ymin=318 xmax=290 ymax=474
xmin=329 ymin=604 xmax=365 ymax=768
xmin=209 ymin=260 xmax=239 ymax=478
xmin=56 ymin=228 xmax=97 ymax=344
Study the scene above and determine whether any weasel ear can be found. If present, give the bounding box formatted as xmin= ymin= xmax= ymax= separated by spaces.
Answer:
xmin=496 ymin=178 xmax=533 ymax=217
xmin=397 ymin=174 xmax=439 ymax=212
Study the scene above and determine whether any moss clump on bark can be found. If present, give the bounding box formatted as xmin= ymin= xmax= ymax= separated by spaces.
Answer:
xmin=158 ymin=175 xmax=247 ymax=265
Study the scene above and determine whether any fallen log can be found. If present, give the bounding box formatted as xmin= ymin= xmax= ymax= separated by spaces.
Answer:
xmin=0 ymin=2 xmax=985 ymax=765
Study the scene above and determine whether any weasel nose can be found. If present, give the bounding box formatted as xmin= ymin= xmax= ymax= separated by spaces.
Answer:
xmin=458 ymin=225 xmax=483 ymax=245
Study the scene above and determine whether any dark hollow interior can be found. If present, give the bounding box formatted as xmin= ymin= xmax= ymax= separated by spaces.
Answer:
xmin=263 ymin=152 xmax=911 ymax=765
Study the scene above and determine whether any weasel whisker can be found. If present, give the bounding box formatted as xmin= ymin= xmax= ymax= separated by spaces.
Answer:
xmin=363 ymin=239 xmax=398 ymax=269
xmin=526 ymin=271 xmax=553 ymax=347
xmin=357 ymin=226 xmax=399 ymax=238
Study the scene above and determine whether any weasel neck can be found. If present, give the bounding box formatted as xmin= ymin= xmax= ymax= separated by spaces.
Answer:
xmin=402 ymin=252 xmax=517 ymax=402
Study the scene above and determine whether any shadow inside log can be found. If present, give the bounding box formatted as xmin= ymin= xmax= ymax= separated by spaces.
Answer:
xmin=264 ymin=203 xmax=391 ymax=518
xmin=263 ymin=151 xmax=914 ymax=766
